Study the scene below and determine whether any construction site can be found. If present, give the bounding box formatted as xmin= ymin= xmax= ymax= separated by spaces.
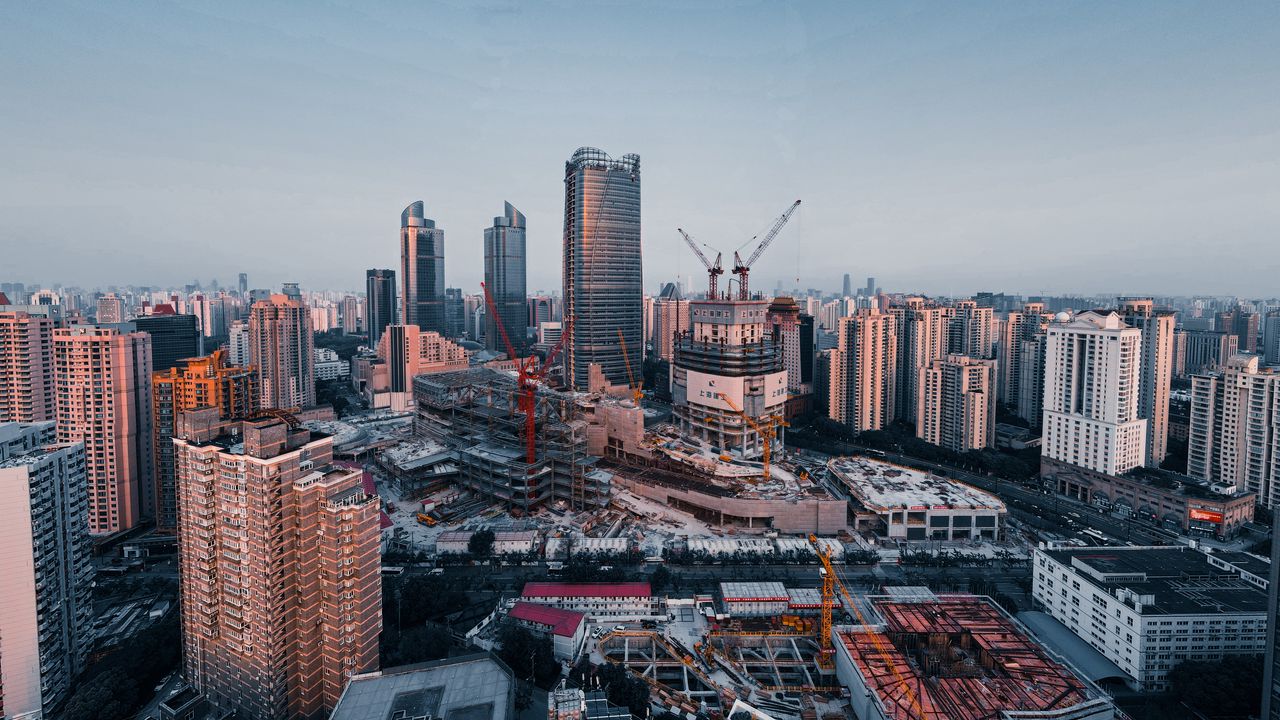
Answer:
xmin=834 ymin=593 xmax=1114 ymax=720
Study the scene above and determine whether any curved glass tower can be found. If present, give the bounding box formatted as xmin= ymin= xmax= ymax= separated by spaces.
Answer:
xmin=485 ymin=202 xmax=529 ymax=357
xmin=400 ymin=201 xmax=446 ymax=334
xmin=562 ymin=147 xmax=642 ymax=390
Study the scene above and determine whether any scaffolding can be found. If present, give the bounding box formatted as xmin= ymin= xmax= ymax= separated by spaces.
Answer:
xmin=412 ymin=368 xmax=610 ymax=511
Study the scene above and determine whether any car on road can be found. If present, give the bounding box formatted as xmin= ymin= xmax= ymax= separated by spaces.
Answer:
xmin=614 ymin=625 xmax=626 ymax=632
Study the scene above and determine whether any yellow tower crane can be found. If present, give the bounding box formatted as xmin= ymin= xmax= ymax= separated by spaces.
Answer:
xmin=808 ymin=534 xmax=925 ymax=719
xmin=616 ymin=328 xmax=644 ymax=405
xmin=716 ymin=393 xmax=788 ymax=480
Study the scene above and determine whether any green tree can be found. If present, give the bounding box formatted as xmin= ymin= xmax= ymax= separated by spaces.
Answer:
xmin=650 ymin=565 xmax=671 ymax=595
xmin=469 ymin=529 xmax=496 ymax=557
xmin=1168 ymin=655 xmax=1262 ymax=718
xmin=391 ymin=623 xmax=452 ymax=665
xmin=496 ymin=624 xmax=561 ymax=689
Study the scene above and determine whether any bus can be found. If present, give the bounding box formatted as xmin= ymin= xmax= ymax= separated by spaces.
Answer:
xmin=380 ymin=566 xmax=405 ymax=576
xmin=1080 ymin=528 xmax=1108 ymax=545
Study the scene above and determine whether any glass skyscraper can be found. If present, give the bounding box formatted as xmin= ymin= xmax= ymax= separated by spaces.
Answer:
xmin=365 ymin=268 xmax=397 ymax=349
xmin=562 ymin=147 xmax=642 ymax=390
xmin=400 ymin=201 xmax=446 ymax=334
xmin=484 ymin=202 xmax=529 ymax=357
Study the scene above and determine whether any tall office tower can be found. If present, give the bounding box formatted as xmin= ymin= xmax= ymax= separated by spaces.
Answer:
xmin=484 ymin=202 xmax=529 ymax=357
xmin=248 ymin=294 xmax=315 ymax=410
xmin=1041 ymin=311 xmax=1147 ymax=475
xmin=828 ymin=310 xmax=897 ymax=432
xmin=651 ymin=283 xmax=690 ymax=362
xmin=400 ymin=201 xmax=446 ymax=334
xmin=1172 ymin=328 xmax=1187 ymax=376
xmin=916 ymin=355 xmax=996 ymax=452
xmin=96 ymin=292 xmax=125 ymax=323
xmin=53 ymin=325 xmax=154 ymax=534
xmin=997 ymin=302 xmax=1050 ymax=407
xmin=1181 ymin=329 xmax=1239 ymax=376
xmin=227 ymin=320 xmax=250 ymax=366
xmin=1017 ymin=334 xmax=1048 ymax=429
xmin=1217 ymin=309 xmax=1260 ymax=354
xmin=842 ymin=274 xmax=852 ymax=298
xmin=1188 ymin=355 xmax=1280 ymax=507
xmin=339 ymin=296 xmax=361 ymax=335
xmin=672 ymin=297 xmax=786 ymax=458
xmin=151 ymin=350 xmax=257 ymax=533
xmin=799 ymin=314 xmax=816 ymax=387
xmin=948 ymin=300 xmax=995 ymax=358
xmin=889 ymin=297 xmax=954 ymax=422
xmin=134 ymin=312 xmax=201 ymax=372
xmin=0 ymin=310 xmax=55 ymax=422
xmin=365 ymin=269 xmax=397 ymax=348
xmin=864 ymin=277 xmax=876 ymax=298
xmin=238 ymin=272 xmax=248 ymax=297
xmin=528 ymin=296 xmax=554 ymax=329
xmin=1119 ymin=298 xmax=1176 ymax=466
xmin=444 ymin=288 xmax=466 ymax=339
xmin=0 ymin=422 xmax=93 ymax=718
xmin=174 ymin=418 xmax=381 ymax=720
xmin=1265 ymin=312 xmax=1280 ymax=366
xmin=562 ymin=147 xmax=642 ymax=390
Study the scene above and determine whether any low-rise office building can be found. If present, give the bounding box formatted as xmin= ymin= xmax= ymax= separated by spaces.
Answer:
xmin=719 ymin=581 xmax=789 ymax=618
xmin=1033 ymin=545 xmax=1268 ymax=691
xmin=507 ymin=602 xmax=587 ymax=661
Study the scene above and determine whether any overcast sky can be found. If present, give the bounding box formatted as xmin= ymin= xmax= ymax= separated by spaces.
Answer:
xmin=2 ymin=1 xmax=1277 ymax=298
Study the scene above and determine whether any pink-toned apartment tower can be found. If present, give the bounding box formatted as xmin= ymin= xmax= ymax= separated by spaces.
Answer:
xmin=173 ymin=417 xmax=381 ymax=720
xmin=53 ymin=325 xmax=154 ymax=534
xmin=0 ymin=310 xmax=56 ymax=423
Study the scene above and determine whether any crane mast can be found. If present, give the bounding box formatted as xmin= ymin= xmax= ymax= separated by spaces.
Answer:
xmin=678 ymin=228 xmax=723 ymax=299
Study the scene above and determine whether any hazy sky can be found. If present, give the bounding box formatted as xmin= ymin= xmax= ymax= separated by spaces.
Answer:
xmin=2 ymin=1 xmax=1277 ymax=297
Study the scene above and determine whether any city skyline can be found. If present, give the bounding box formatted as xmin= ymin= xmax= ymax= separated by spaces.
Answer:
xmin=3 ymin=2 xmax=1278 ymax=296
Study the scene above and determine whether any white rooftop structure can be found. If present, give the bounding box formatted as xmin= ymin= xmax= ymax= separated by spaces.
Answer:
xmin=828 ymin=456 xmax=1004 ymax=512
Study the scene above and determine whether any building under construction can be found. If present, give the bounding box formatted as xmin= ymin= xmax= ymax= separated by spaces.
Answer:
xmin=834 ymin=593 xmax=1114 ymax=720
xmin=413 ymin=367 xmax=612 ymax=511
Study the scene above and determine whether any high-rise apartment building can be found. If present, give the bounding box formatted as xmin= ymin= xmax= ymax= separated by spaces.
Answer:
xmin=0 ymin=309 xmax=55 ymax=422
xmin=1188 ymin=354 xmax=1280 ymax=506
xmin=948 ymin=299 xmax=994 ymax=358
xmin=0 ymin=422 xmax=93 ymax=718
xmin=1181 ymin=329 xmax=1239 ymax=376
xmin=767 ymin=296 xmax=809 ymax=394
xmin=53 ymin=325 xmax=153 ymax=534
xmin=651 ymin=283 xmax=689 ymax=363
xmin=96 ymin=292 xmax=125 ymax=323
xmin=889 ymin=298 xmax=953 ymax=422
xmin=227 ymin=320 xmax=250 ymax=366
xmin=152 ymin=350 xmax=257 ymax=532
xmin=372 ymin=324 xmax=470 ymax=411
xmin=828 ymin=310 xmax=897 ymax=432
xmin=917 ymin=355 xmax=996 ymax=453
xmin=339 ymin=296 xmax=361 ymax=335
xmin=1118 ymin=298 xmax=1176 ymax=466
xmin=248 ymin=294 xmax=315 ymax=409
xmin=134 ymin=312 xmax=202 ymax=372
xmin=1217 ymin=309 xmax=1260 ymax=354
xmin=365 ymin=269 xmax=397 ymax=349
xmin=672 ymin=298 xmax=786 ymax=458
xmin=1017 ymin=334 xmax=1048 ymax=429
xmin=1041 ymin=311 xmax=1147 ymax=475
xmin=562 ymin=147 xmax=642 ymax=390
xmin=997 ymin=302 xmax=1050 ymax=409
xmin=401 ymin=201 xmax=446 ymax=334
xmin=484 ymin=202 xmax=529 ymax=357
xmin=174 ymin=418 xmax=381 ymax=720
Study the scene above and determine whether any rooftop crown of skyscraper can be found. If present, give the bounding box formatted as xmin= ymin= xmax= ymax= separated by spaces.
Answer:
xmin=401 ymin=200 xmax=435 ymax=229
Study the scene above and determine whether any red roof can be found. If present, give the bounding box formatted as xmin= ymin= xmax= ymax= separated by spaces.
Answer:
xmin=522 ymin=582 xmax=651 ymax=599
xmin=0 ymin=291 xmax=10 ymax=305
xmin=379 ymin=511 xmax=394 ymax=529
xmin=152 ymin=303 xmax=177 ymax=315
xmin=509 ymin=601 xmax=586 ymax=637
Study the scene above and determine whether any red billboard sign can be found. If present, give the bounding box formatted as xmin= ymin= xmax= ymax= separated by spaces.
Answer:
xmin=1189 ymin=508 xmax=1224 ymax=524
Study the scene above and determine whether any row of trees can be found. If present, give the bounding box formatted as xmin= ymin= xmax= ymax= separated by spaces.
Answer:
xmin=62 ymin=613 xmax=181 ymax=720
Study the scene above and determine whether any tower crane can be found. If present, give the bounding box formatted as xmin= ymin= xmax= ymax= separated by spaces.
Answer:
xmin=616 ymin=328 xmax=644 ymax=405
xmin=732 ymin=199 xmax=801 ymax=300
xmin=808 ymin=534 xmax=925 ymax=719
xmin=716 ymin=393 xmax=788 ymax=480
xmin=677 ymin=228 xmax=724 ymax=300
xmin=481 ymin=282 xmax=572 ymax=467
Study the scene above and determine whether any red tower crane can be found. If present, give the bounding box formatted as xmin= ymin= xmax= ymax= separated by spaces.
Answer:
xmin=481 ymin=282 xmax=571 ymax=466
